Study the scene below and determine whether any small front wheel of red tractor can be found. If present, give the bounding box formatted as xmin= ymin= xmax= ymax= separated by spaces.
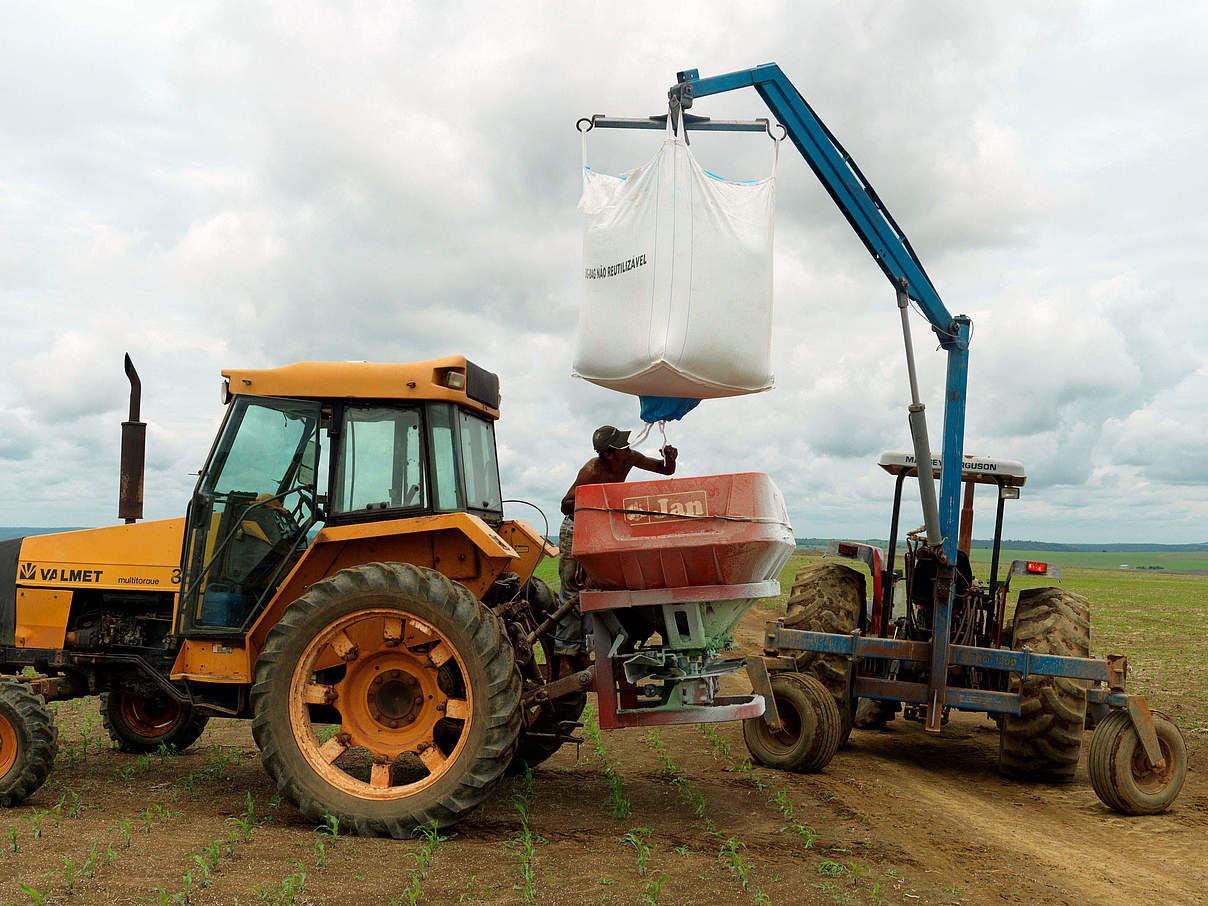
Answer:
xmin=742 ymin=672 xmax=842 ymax=773
xmin=251 ymin=562 xmax=522 ymax=837
xmin=100 ymin=692 xmax=209 ymax=754
xmin=0 ymin=676 xmax=57 ymax=807
xmin=1088 ymin=708 xmax=1187 ymax=815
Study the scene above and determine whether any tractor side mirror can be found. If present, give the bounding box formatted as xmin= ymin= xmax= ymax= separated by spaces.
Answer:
xmin=119 ymin=353 xmax=146 ymax=524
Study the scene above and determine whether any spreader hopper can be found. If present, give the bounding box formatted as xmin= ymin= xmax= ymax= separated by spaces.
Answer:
xmin=573 ymin=472 xmax=794 ymax=728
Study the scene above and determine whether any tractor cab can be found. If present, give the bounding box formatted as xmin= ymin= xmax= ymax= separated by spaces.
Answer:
xmin=825 ymin=451 xmax=1042 ymax=647
xmin=177 ymin=357 xmax=504 ymax=637
xmin=877 ymin=450 xmax=1029 ymax=647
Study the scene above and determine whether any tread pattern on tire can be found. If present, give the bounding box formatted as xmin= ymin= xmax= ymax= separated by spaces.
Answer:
xmin=999 ymin=586 xmax=1091 ymax=782
xmin=250 ymin=562 xmax=522 ymax=836
xmin=0 ymin=677 xmax=58 ymax=807
xmin=1087 ymin=709 xmax=1130 ymax=812
xmin=100 ymin=693 xmax=209 ymax=754
xmin=789 ymin=672 xmax=843 ymax=772
xmin=780 ymin=561 xmax=864 ymax=744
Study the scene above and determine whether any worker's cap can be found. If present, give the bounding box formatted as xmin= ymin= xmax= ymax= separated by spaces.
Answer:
xmin=593 ymin=425 xmax=631 ymax=453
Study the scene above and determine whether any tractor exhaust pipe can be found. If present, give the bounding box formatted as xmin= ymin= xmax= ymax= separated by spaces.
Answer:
xmin=897 ymin=284 xmax=943 ymax=548
xmin=119 ymin=353 xmax=146 ymax=524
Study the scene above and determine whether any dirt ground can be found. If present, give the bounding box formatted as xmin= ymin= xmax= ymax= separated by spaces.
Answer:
xmin=0 ymin=606 xmax=1203 ymax=906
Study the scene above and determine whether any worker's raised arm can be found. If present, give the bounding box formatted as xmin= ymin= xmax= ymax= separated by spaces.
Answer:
xmin=628 ymin=445 xmax=677 ymax=476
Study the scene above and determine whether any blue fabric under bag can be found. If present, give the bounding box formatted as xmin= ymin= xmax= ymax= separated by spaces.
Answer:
xmin=639 ymin=396 xmax=701 ymax=422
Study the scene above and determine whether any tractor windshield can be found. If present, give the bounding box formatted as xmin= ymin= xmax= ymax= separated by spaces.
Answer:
xmin=179 ymin=396 xmax=321 ymax=635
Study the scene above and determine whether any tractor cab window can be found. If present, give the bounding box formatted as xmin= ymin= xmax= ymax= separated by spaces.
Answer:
xmin=332 ymin=406 xmax=426 ymax=515
xmin=425 ymin=404 xmax=502 ymax=519
xmin=459 ymin=412 xmax=501 ymax=513
xmin=180 ymin=397 xmax=320 ymax=635
xmin=428 ymin=404 xmax=464 ymax=512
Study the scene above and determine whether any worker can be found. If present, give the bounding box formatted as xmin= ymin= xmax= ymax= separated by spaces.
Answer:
xmin=554 ymin=425 xmax=677 ymax=671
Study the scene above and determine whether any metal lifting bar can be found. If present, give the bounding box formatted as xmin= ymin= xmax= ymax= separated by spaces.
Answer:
xmin=576 ymin=112 xmax=782 ymax=137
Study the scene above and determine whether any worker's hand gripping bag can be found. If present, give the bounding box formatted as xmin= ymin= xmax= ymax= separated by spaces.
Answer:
xmin=574 ymin=118 xmax=777 ymax=401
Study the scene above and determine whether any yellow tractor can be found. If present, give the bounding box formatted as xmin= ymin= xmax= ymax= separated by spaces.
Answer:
xmin=0 ymin=355 xmax=580 ymax=835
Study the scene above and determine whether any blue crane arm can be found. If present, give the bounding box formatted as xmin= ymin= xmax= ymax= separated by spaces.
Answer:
xmin=672 ymin=65 xmax=973 ymax=731
xmin=671 ymin=64 xmax=956 ymax=337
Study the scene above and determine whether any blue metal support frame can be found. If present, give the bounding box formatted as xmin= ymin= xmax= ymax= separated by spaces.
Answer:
xmin=766 ymin=627 xmax=1112 ymax=683
xmin=925 ymin=315 xmax=972 ymax=729
xmin=766 ymin=625 xmax=1117 ymax=717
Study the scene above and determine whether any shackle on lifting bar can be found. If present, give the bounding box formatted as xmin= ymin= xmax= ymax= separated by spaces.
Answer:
xmin=897 ymin=281 xmax=943 ymax=548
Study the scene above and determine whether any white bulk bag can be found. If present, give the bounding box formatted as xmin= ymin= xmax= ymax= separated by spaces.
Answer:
xmin=573 ymin=119 xmax=777 ymax=400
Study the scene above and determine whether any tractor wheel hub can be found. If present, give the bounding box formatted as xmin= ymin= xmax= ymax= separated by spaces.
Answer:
xmin=366 ymin=669 xmax=424 ymax=729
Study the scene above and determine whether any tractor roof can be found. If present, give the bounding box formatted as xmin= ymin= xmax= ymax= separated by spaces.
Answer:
xmin=878 ymin=451 xmax=1026 ymax=487
xmin=221 ymin=355 xmax=500 ymax=418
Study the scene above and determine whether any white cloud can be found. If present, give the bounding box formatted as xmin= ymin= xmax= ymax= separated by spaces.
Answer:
xmin=1 ymin=0 xmax=1205 ymax=544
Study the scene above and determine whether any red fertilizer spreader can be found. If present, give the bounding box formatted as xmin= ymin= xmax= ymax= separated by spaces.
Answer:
xmin=573 ymin=472 xmax=795 ymax=729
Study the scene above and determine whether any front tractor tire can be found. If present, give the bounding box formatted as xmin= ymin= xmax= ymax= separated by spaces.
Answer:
xmin=781 ymin=561 xmax=863 ymax=745
xmin=998 ymin=587 xmax=1091 ymax=782
xmin=100 ymin=692 xmax=209 ymax=754
xmin=251 ymin=562 xmax=522 ymax=837
xmin=742 ymin=671 xmax=842 ymax=773
xmin=1088 ymin=708 xmax=1187 ymax=814
xmin=0 ymin=677 xmax=58 ymax=807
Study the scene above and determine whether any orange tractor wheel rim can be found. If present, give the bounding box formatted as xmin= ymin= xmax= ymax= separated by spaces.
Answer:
xmin=289 ymin=609 xmax=472 ymax=800
xmin=0 ymin=714 xmax=17 ymax=777
xmin=118 ymin=694 xmax=182 ymax=736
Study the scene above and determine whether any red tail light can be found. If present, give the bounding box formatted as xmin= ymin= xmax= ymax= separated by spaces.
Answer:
xmin=1025 ymin=561 xmax=1047 ymax=574
xmin=837 ymin=542 xmax=858 ymax=557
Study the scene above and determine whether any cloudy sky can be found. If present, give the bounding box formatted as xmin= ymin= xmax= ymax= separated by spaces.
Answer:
xmin=2 ymin=1 xmax=1205 ymax=543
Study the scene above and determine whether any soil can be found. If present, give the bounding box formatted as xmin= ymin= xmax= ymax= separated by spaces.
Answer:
xmin=0 ymin=607 xmax=1203 ymax=906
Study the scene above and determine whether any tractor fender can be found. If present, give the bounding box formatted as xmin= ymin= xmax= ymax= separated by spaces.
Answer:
xmin=244 ymin=512 xmax=519 ymax=658
xmin=173 ymin=513 xmax=543 ymax=683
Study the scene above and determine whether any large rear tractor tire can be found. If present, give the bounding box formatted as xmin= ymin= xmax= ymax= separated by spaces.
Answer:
xmin=0 ymin=677 xmax=57 ymax=807
xmin=742 ymin=672 xmax=842 ymax=773
xmin=509 ymin=578 xmax=586 ymax=774
xmin=101 ymin=692 xmax=209 ymax=754
xmin=998 ymin=587 xmax=1091 ymax=782
xmin=1088 ymin=709 xmax=1187 ymax=814
xmin=781 ymin=562 xmax=863 ymax=745
xmin=251 ymin=562 xmax=522 ymax=836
